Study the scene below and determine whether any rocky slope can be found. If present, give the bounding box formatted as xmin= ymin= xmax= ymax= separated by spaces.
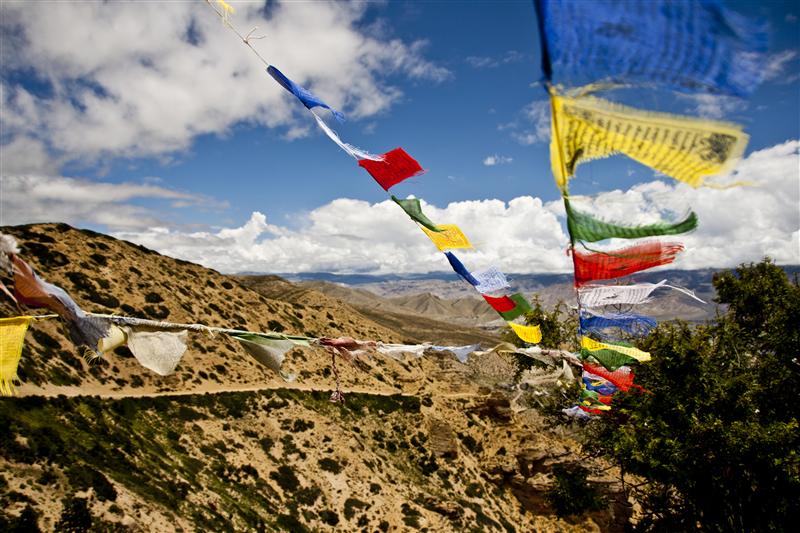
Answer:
xmin=0 ymin=223 xmax=630 ymax=531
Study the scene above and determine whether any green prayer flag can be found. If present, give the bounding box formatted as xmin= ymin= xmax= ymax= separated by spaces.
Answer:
xmin=391 ymin=195 xmax=442 ymax=232
xmin=498 ymin=294 xmax=533 ymax=321
xmin=580 ymin=348 xmax=637 ymax=372
xmin=232 ymin=333 xmax=297 ymax=381
xmin=566 ymin=200 xmax=698 ymax=243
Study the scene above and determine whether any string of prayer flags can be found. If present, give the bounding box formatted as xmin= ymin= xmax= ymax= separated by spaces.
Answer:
xmin=310 ymin=111 xmax=383 ymax=161
xmin=581 ymin=335 xmax=651 ymax=363
xmin=0 ymin=316 xmax=31 ymax=396
xmin=472 ymin=266 xmax=511 ymax=294
xmin=358 ymin=148 xmax=425 ymax=191
xmin=444 ymin=252 xmax=480 ymax=286
xmin=566 ymin=201 xmax=698 ymax=243
xmin=421 ymin=224 xmax=472 ymax=251
xmin=549 ymin=92 xmax=749 ymax=191
xmin=482 ymin=293 xmax=532 ymax=321
xmin=125 ymin=328 xmax=189 ymax=377
xmin=10 ymin=254 xmax=112 ymax=355
xmin=232 ymin=333 xmax=298 ymax=381
xmin=391 ymin=196 xmax=442 ymax=232
xmin=215 ymin=0 xmax=235 ymax=22
xmin=579 ymin=312 xmax=658 ymax=338
xmin=534 ymin=0 xmax=767 ymax=97
xmin=508 ymin=322 xmax=543 ymax=344
xmin=573 ymin=241 xmax=684 ymax=287
xmin=267 ymin=66 xmax=345 ymax=121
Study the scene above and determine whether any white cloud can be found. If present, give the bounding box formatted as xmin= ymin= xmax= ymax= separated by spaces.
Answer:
xmin=499 ymin=100 xmax=550 ymax=145
xmin=482 ymin=154 xmax=513 ymax=166
xmin=0 ymin=1 xmax=450 ymax=169
xmin=0 ymin=175 xmax=224 ymax=230
xmin=108 ymin=140 xmax=798 ymax=275
xmin=763 ymin=50 xmax=799 ymax=82
xmin=465 ymin=50 xmax=524 ymax=69
xmin=5 ymin=141 xmax=797 ymax=275
xmin=679 ymin=94 xmax=747 ymax=119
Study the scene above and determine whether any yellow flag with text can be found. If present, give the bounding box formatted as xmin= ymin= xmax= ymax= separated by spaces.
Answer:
xmin=550 ymin=92 xmax=748 ymax=191
xmin=1 ymin=317 xmax=32 ymax=396
xmin=421 ymin=224 xmax=472 ymax=251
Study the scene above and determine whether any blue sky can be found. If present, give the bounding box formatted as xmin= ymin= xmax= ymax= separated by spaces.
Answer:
xmin=1 ymin=1 xmax=798 ymax=274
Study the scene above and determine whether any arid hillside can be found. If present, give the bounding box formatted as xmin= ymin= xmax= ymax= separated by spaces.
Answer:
xmin=0 ymin=223 xmax=630 ymax=532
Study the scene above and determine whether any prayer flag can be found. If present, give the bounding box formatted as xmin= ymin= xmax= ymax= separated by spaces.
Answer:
xmin=473 ymin=266 xmax=511 ymax=294
xmin=580 ymin=311 xmax=658 ymax=338
xmin=428 ymin=344 xmax=482 ymax=363
xmin=535 ymin=0 xmax=767 ymax=97
xmin=11 ymin=255 xmax=111 ymax=355
xmin=444 ymin=252 xmax=479 ymax=285
xmin=566 ymin=201 xmax=698 ymax=243
xmin=391 ymin=196 xmax=442 ymax=232
xmin=233 ymin=333 xmax=296 ymax=381
xmin=359 ymin=148 xmax=425 ymax=191
xmin=582 ymin=363 xmax=636 ymax=392
xmin=0 ymin=316 xmax=31 ymax=396
xmin=582 ymin=336 xmax=651 ymax=362
xmin=124 ymin=328 xmax=188 ymax=376
xmin=267 ymin=66 xmax=344 ymax=121
xmin=573 ymin=241 xmax=684 ymax=287
xmin=421 ymin=224 xmax=472 ymax=251
xmin=582 ymin=370 xmax=618 ymax=396
xmin=550 ymin=92 xmax=748 ymax=191
xmin=508 ymin=322 xmax=542 ymax=344
xmin=482 ymin=293 xmax=532 ymax=321
xmin=311 ymin=111 xmax=383 ymax=161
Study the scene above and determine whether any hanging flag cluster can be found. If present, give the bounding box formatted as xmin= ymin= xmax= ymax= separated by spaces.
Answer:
xmin=0 ymin=235 xmax=506 ymax=398
xmin=534 ymin=0 xmax=765 ymax=416
xmin=202 ymin=0 xmax=542 ymax=345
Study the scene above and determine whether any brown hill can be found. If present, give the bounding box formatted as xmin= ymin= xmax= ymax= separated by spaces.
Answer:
xmin=243 ymin=278 xmax=501 ymax=345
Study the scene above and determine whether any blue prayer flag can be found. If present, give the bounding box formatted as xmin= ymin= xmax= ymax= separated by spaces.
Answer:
xmin=534 ymin=0 xmax=767 ymax=97
xmin=444 ymin=252 xmax=479 ymax=286
xmin=267 ymin=65 xmax=345 ymax=121
xmin=580 ymin=312 xmax=657 ymax=338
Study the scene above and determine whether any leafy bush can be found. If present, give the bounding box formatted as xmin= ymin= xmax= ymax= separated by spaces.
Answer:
xmin=585 ymin=260 xmax=800 ymax=531
xmin=545 ymin=463 xmax=604 ymax=517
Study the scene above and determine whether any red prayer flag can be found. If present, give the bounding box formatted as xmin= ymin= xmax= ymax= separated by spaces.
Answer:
xmin=358 ymin=148 xmax=425 ymax=191
xmin=583 ymin=363 xmax=636 ymax=392
xmin=573 ymin=241 xmax=683 ymax=287
xmin=482 ymin=294 xmax=517 ymax=313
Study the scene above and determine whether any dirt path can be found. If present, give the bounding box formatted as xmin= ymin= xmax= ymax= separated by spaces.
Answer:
xmin=15 ymin=381 xmax=489 ymax=400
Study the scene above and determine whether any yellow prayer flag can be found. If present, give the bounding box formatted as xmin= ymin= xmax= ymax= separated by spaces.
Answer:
xmin=550 ymin=91 xmax=748 ymax=191
xmin=421 ymin=224 xmax=472 ymax=251
xmin=0 ymin=316 xmax=32 ymax=396
xmin=581 ymin=336 xmax=651 ymax=362
xmin=508 ymin=322 xmax=542 ymax=344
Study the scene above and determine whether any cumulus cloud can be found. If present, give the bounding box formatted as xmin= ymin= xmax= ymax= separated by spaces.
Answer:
xmin=106 ymin=140 xmax=798 ymax=275
xmin=0 ymin=1 xmax=450 ymax=168
xmin=482 ymin=154 xmax=513 ymax=166
xmin=4 ymin=141 xmax=797 ymax=275
xmin=0 ymin=175 xmax=224 ymax=230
